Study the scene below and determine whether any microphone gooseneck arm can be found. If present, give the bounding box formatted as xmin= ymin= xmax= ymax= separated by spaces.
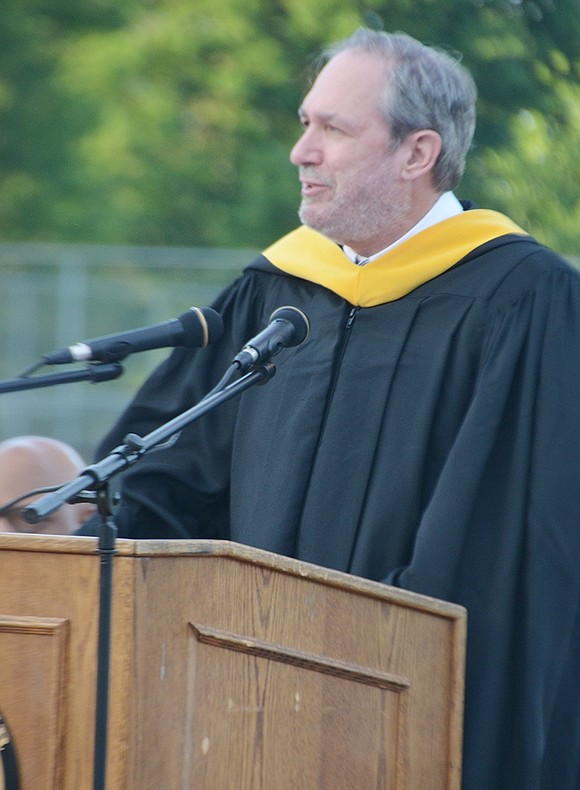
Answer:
xmin=0 ymin=363 xmax=124 ymax=394
xmin=22 ymin=362 xmax=276 ymax=524
xmin=22 ymin=304 xmax=310 ymax=522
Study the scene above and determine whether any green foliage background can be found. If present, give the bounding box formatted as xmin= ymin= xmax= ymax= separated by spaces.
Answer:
xmin=1 ymin=0 xmax=579 ymax=254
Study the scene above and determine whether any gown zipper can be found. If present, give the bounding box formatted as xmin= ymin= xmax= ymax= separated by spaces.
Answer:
xmin=318 ymin=305 xmax=360 ymax=437
xmin=292 ymin=303 xmax=360 ymax=556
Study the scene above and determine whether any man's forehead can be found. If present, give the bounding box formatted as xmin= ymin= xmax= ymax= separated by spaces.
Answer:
xmin=301 ymin=52 xmax=387 ymax=112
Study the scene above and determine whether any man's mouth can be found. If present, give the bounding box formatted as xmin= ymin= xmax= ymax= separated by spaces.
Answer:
xmin=299 ymin=175 xmax=331 ymax=197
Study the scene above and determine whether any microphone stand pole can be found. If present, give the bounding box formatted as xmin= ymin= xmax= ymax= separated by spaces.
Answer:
xmin=92 ymin=483 xmax=118 ymax=790
xmin=23 ymin=361 xmax=277 ymax=790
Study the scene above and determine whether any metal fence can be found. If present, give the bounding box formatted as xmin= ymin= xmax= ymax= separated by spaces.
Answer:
xmin=0 ymin=242 xmax=254 ymax=460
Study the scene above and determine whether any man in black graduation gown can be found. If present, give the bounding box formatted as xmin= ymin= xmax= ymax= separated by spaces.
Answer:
xmin=86 ymin=28 xmax=580 ymax=790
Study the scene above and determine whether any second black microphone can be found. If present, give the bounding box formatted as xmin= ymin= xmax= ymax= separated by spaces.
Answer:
xmin=43 ymin=306 xmax=224 ymax=364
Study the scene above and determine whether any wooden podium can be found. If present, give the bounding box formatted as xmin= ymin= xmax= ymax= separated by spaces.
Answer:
xmin=0 ymin=534 xmax=465 ymax=789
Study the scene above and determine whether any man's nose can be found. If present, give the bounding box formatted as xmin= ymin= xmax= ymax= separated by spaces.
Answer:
xmin=289 ymin=129 xmax=323 ymax=167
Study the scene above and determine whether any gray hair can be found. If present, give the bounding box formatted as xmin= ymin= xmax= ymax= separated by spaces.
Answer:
xmin=319 ymin=28 xmax=477 ymax=192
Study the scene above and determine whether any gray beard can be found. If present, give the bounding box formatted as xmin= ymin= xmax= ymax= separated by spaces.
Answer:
xmin=298 ymin=192 xmax=391 ymax=249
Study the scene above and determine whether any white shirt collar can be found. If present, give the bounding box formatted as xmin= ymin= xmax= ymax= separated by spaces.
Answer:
xmin=343 ymin=192 xmax=464 ymax=265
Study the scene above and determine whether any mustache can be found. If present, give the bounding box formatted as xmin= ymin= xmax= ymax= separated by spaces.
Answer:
xmin=299 ymin=168 xmax=333 ymax=187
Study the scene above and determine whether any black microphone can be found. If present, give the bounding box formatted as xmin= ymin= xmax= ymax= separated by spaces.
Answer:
xmin=233 ymin=306 xmax=310 ymax=371
xmin=43 ymin=306 xmax=224 ymax=364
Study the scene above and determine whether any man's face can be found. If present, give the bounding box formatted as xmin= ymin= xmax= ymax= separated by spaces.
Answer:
xmin=290 ymin=50 xmax=410 ymax=255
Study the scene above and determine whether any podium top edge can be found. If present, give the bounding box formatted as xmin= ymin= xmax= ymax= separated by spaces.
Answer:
xmin=0 ymin=534 xmax=466 ymax=620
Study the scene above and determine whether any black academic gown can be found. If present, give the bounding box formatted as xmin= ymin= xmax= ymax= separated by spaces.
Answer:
xmin=92 ymin=212 xmax=580 ymax=790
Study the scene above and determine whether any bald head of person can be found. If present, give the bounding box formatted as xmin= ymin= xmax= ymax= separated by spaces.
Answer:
xmin=0 ymin=436 xmax=96 ymax=535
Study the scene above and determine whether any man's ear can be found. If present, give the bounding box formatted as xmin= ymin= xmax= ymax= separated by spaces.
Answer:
xmin=400 ymin=130 xmax=442 ymax=181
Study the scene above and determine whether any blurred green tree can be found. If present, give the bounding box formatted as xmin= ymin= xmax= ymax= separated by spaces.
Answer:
xmin=0 ymin=0 xmax=578 ymax=253
xmin=0 ymin=0 xmax=133 ymax=239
